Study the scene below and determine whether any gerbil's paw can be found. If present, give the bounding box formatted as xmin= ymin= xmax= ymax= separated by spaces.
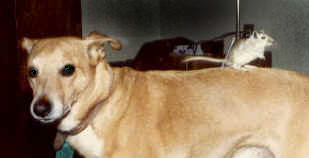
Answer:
xmin=232 ymin=64 xmax=248 ymax=71
xmin=243 ymin=65 xmax=257 ymax=70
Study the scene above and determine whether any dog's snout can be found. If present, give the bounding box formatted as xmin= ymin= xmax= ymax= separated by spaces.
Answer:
xmin=33 ymin=97 xmax=52 ymax=118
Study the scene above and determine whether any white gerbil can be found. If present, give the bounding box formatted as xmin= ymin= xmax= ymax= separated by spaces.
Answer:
xmin=183 ymin=31 xmax=274 ymax=71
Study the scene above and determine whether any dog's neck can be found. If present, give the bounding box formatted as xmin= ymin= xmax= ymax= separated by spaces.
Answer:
xmin=54 ymin=100 xmax=107 ymax=150
xmin=54 ymin=62 xmax=117 ymax=150
xmin=56 ymin=67 xmax=137 ymax=158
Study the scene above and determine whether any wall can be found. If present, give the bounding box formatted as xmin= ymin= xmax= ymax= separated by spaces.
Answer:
xmin=83 ymin=0 xmax=309 ymax=74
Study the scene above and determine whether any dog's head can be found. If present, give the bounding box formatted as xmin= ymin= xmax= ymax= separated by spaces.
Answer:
xmin=21 ymin=33 xmax=121 ymax=124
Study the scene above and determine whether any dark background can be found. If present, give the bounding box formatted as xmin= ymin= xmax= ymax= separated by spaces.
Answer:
xmin=83 ymin=0 xmax=309 ymax=74
xmin=5 ymin=0 xmax=81 ymax=157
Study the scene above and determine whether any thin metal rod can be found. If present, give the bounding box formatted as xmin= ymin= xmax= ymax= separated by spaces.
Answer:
xmin=235 ymin=0 xmax=240 ymax=40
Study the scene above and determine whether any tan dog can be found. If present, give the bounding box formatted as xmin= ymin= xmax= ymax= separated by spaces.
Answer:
xmin=22 ymin=33 xmax=309 ymax=158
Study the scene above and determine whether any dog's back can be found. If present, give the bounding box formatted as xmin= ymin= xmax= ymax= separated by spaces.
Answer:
xmin=103 ymin=67 xmax=309 ymax=158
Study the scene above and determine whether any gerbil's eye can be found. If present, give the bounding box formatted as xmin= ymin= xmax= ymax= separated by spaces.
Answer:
xmin=261 ymin=36 xmax=266 ymax=40
xmin=28 ymin=67 xmax=38 ymax=78
xmin=61 ymin=64 xmax=75 ymax=77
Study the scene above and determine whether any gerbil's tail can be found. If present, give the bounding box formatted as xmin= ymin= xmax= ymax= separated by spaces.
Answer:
xmin=182 ymin=56 xmax=226 ymax=63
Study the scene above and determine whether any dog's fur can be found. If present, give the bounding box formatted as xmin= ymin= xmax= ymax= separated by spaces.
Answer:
xmin=22 ymin=33 xmax=309 ymax=158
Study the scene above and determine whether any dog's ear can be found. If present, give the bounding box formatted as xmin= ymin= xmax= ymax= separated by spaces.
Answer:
xmin=21 ymin=37 xmax=38 ymax=54
xmin=86 ymin=32 xmax=121 ymax=50
xmin=84 ymin=32 xmax=121 ymax=65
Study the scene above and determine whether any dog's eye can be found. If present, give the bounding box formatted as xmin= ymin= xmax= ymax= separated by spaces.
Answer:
xmin=28 ymin=67 xmax=38 ymax=78
xmin=61 ymin=64 xmax=75 ymax=77
xmin=261 ymin=36 xmax=266 ymax=40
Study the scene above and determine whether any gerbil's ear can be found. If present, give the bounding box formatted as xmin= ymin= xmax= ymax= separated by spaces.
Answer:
xmin=21 ymin=37 xmax=38 ymax=54
xmin=252 ymin=31 xmax=258 ymax=39
xmin=83 ymin=32 xmax=121 ymax=65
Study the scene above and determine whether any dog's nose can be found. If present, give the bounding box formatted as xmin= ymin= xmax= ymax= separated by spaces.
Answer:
xmin=33 ymin=97 xmax=52 ymax=117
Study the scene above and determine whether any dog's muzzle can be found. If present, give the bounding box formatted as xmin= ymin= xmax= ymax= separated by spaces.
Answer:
xmin=33 ymin=96 xmax=52 ymax=118
xmin=31 ymin=95 xmax=71 ymax=123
